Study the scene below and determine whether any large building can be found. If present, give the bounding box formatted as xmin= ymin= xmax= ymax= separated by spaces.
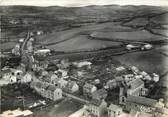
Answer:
xmin=83 ymin=83 xmax=97 ymax=98
xmin=107 ymin=104 xmax=122 ymax=117
xmin=125 ymin=95 xmax=164 ymax=112
xmin=92 ymin=89 xmax=107 ymax=101
xmin=86 ymin=99 xmax=107 ymax=117
xmin=126 ymin=78 xmax=145 ymax=96
xmin=63 ymin=81 xmax=79 ymax=93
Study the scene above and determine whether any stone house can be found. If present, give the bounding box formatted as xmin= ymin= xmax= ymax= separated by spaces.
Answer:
xmin=21 ymin=73 xmax=32 ymax=83
xmin=108 ymin=104 xmax=122 ymax=117
xmin=57 ymin=78 xmax=68 ymax=88
xmin=46 ymin=85 xmax=62 ymax=101
xmin=9 ymin=75 xmax=17 ymax=83
xmin=2 ymin=68 xmax=23 ymax=83
xmin=87 ymin=99 xmax=107 ymax=117
xmin=2 ymin=69 xmax=12 ymax=80
xmin=83 ymin=83 xmax=97 ymax=98
xmin=126 ymin=78 xmax=145 ymax=96
xmin=55 ymin=69 xmax=68 ymax=78
xmin=30 ymin=81 xmax=62 ymax=101
xmin=63 ymin=81 xmax=79 ymax=93
xmin=119 ymin=78 xmax=148 ymax=104
xmin=106 ymin=79 xmax=118 ymax=89
xmin=92 ymin=89 xmax=107 ymax=101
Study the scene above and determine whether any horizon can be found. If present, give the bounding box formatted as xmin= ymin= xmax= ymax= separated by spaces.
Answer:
xmin=0 ymin=0 xmax=168 ymax=7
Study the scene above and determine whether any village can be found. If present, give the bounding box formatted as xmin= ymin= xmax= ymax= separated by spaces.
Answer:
xmin=0 ymin=30 xmax=168 ymax=117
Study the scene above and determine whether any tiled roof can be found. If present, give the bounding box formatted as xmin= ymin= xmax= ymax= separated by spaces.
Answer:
xmin=2 ymin=69 xmax=11 ymax=74
xmin=84 ymin=83 xmax=95 ymax=90
xmin=66 ymin=81 xmax=77 ymax=89
xmin=127 ymin=78 xmax=144 ymax=89
xmin=90 ymin=99 xmax=102 ymax=106
xmin=108 ymin=103 xmax=121 ymax=111
xmin=127 ymin=95 xmax=157 ymax=107
xmin=92 ymin=89 xmax=107 ymax=96
xmin=47 ymin=85 xmax=56 ymax=91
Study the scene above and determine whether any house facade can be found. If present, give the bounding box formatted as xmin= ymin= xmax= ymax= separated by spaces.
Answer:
xmin=46 ymin=85 xmax=62 ymax=101
xmin=126 ymin=78 xmax=145 ymax=96
xmin=30 ymin=81 xmax=62 ymax=101
xmin=63 ymin=81 xmax=79 ymax=93
xmin=83 ymin=83 xmax=97 ymax=98
xmin=21 ymin=73 xmax=32 ymax=83
xmin=92 ymin=89 xmax=107 ymax=101
xmin=87 ymin=99 xmax=107 ymax=117
xmin=108 ymin=104 xmax=122 ymax=117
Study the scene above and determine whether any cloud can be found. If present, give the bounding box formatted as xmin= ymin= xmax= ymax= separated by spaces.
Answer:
xmin=0 ymin=0 xmax=168 ymax=7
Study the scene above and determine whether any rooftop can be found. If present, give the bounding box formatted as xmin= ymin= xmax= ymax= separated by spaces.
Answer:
xmin=47 ymin=85 xmax=56 ymax=91
xmin=108 ymin=103 xmax=122 ymax=111
xmin=84 ymin=83 xmax=96 ymax=89
xmin=127 ymin=95 xmax=157 ymax=107
xmin=90 ymin=99 xmax=102 ymax=106
xmin=92 ymin=88 xmax=107 ymax=96
xmin=127 ymin=78 xmax=144 ymax=89
xmin=0 ymin=109 xmax=33 ymax=117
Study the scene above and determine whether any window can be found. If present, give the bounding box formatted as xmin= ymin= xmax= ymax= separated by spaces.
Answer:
xmin=118 ymin=111 xmax=120 ymax=115
xmin=122 ymin=97 xmax=125 ymax=103
xmin=17 ymin=72 xmax=20 ymax=76
xmin=12 ymin=72 xmax=15 ymax=75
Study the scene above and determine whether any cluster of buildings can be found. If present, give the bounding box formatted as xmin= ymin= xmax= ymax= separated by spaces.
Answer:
xmin=83 ymin=100 xmax=122 ymax=117
xmin=0 ymin=66 xmax=33 ymax=86
xmin=27 ymin=56 xmax=167 ymax=117
xmin=1 ymin=32 xmax=167 ymax=117
xmin=82 ymin=65 xmax=167 ymax=117
xmin=30 ymin=81 xmax=62 ymax=101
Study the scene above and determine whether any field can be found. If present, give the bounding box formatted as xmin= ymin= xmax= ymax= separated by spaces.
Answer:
xmin=90 ymin=30 xmax=165 ymax=42
xmin=34 ymin=99 xmax=82 ymax=117
xmin=1 ymin=5 xmax=168 ymax=51
xmin=45 ymin=34 xmax=122 ymax=52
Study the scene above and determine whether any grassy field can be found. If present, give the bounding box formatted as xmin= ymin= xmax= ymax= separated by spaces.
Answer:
xmin=1 ymin=5 xmax=168 ymax=51
xmin=0 ymin=42 xmax=17 ymax=51
xmin=150 ymin=13 xmax=168 ymax=25
xmin=90 ymin=30 xmax=165 ymax=41
xmin=34 ymin=99 xmax=82 ymax=117
xmin=46 ymin=35 xmax=122 ymax=52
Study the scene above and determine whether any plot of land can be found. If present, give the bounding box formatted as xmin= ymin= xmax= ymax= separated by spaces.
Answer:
xmin=47 ymin=35 xmax=122 ymax=52
xmin=34 ymin=99 xmax=82 ymax=117
xmin=90 ymin=30 xmax=165 ymax=41
xmin=123 ymin=17 xmax=149 ymax=27
xmin=1 ymin=42 xmax=17 ymax=51
xmin=150 ymin=13 xmax=168 ymax=25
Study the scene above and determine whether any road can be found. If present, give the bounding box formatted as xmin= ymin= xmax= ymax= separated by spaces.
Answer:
xmin=21 ymin=32 xmax=30 ymax=54
xmin=63 ymin=92 xmax=89 ymax=104
xmin=20 ymin=32 xmax=33 ymax=69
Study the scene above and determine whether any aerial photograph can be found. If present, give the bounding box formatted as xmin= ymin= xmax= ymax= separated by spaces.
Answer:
xmin=0 ymin=0 xmax=168 ymax=117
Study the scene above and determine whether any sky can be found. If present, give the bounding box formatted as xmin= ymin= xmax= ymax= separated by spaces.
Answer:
xmin=0 ymin=0 xmax=168 ymax=7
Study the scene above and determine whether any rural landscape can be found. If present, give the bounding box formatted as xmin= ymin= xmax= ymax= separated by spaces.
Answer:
xmin=0 ymin=4 xmax=168 ymax=117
